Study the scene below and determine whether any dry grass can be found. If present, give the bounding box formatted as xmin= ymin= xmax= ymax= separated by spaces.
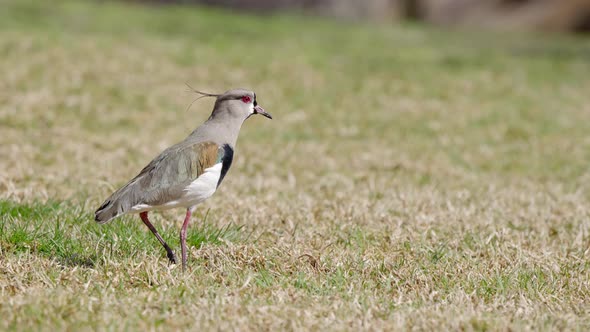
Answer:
xmin=1 ymin=0 xmax=590 ymax=330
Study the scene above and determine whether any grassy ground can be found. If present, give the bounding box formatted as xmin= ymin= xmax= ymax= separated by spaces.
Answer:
xmin=1 ymin=0 xmax=590 ymax=330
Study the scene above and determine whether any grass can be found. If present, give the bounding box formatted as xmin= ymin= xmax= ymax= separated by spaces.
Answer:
xmin=1 ymin=0 xmax=590 ymax=330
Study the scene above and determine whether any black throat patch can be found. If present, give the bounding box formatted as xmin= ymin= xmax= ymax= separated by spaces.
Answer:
xmin=217 ymin=144 xmax=234 ymax=187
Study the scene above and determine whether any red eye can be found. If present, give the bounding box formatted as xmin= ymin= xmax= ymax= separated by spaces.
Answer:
xmin=241 ymin=96 xmax=251 ymax=103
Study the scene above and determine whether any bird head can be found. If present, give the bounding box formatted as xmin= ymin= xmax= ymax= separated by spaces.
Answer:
xmin=187 ymin=85 xmax=272 ymax=122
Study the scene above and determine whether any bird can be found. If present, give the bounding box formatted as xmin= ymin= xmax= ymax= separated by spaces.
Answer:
xmin=94 ymin=87 xmax=272 ymax=270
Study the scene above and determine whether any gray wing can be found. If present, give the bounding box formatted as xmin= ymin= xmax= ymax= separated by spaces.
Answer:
xmin=95 ymin=141 xmax=220 ymax=223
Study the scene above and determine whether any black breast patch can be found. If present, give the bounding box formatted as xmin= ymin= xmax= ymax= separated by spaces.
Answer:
xmin=217 ymin=144 xmax=234 ymax=187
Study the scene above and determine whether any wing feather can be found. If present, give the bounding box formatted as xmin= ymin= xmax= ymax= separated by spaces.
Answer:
xmin=95 ymin=141 xmax=221 ymax=222
xmin=138 ymin=141 xmax=220 ymax=206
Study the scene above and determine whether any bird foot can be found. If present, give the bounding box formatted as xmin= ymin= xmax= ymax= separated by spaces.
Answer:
xmin=167 ymin=250 xmax=177 ymax=264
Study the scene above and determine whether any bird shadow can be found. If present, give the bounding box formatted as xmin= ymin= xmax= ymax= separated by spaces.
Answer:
xmin=54 ymin=252 xmax=96 ymax=269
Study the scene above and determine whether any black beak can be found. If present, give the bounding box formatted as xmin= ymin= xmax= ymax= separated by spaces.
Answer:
xmin=254 ymin=105 xmax=272 ymax=119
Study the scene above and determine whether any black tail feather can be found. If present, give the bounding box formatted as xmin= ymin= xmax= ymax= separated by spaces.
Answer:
xmin=95 ymin=199 xmax=120 ymax=224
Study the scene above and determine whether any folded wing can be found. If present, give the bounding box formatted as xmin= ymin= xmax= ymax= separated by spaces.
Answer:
xmin=95 ymin=141 xmax=226 ymax=223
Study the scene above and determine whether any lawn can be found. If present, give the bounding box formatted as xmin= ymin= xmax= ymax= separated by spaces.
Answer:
xmin=1 ymin=0 xmax=590 ymax=330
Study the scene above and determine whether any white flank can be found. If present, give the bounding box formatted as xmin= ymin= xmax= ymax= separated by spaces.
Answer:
xmin=130 ymin=163 xmax=222 ymax=212
xmin=181 ymin=162 xmax=222 ymax=205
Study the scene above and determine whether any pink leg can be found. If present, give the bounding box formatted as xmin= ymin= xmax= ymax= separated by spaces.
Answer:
xmin=180 ymin=208 xmax=193 ymax=271
xmin=140 ymin=211 xmax=177 ymax=264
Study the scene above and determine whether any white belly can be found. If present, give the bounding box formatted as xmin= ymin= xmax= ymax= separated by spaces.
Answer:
xmin=130 ymin=163 xmax=222 ymax=212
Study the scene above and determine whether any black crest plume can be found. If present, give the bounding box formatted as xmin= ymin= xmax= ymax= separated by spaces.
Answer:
xmin=185 ymin=83 xmax=220 ymax=112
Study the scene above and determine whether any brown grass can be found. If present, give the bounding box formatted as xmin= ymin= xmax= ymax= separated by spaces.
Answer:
xmin=1 ymin=0 xmax=590 ymax=330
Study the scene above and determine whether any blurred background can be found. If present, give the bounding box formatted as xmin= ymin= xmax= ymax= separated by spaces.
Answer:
xmin=136 ymin=0 xmax=590 ymax=33
xmin=1 ymin=0 xmax=589 ymax=201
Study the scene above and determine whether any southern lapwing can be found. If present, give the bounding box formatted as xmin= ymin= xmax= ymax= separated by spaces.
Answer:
xmin=94 ymin=88 xmax=272 ymax=270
